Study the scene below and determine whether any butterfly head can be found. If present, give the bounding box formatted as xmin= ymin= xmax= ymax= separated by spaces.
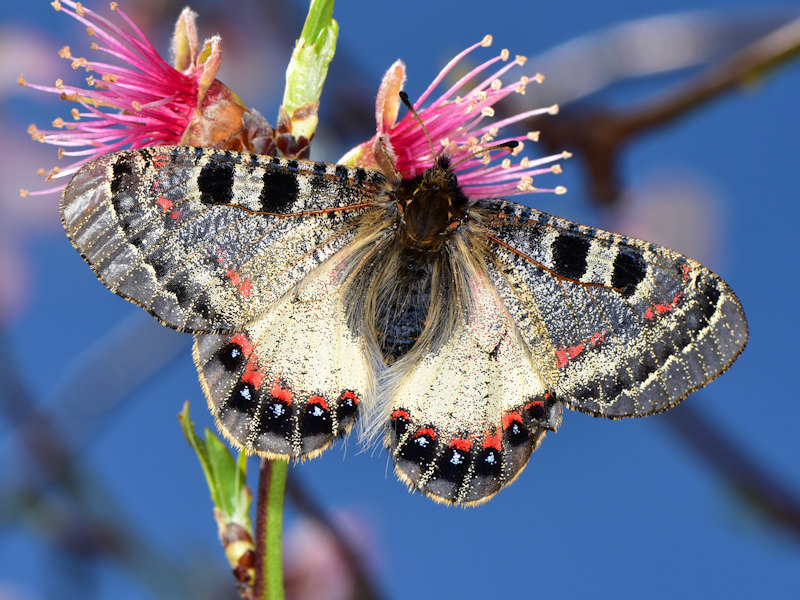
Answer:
xmin=395 ymin=155 xmax=469 ymax=251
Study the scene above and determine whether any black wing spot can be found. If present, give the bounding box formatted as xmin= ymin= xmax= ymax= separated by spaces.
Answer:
xmin=632 ymin=351 xmax=659 ymax=382
xmin=436 ymin=444 xmax=472 ymax=483
xmin=300 ymin=397 xmax=333 ymax=437
xmin=110 ymin=153 xmax=137 ymax=195
xmin=198 ymin=159 xmax=235 ymax=205
xmin=551 ymin=234 xmax=590 ymax=280
xmin=475 ymin=446 xmax=503 ymax=478
xmin=256 ymin=396 xmax=293 ymax=437
xmin=334 ymin=165 xmax=348 ymax=183
xmin=148 ymin=252 xmax=172 ymax=280
xmin=218 ymin=341 xmax=245 ymax=372
xmin=503 ymin=416 xmax=531 ymax=447
xmin=194 ymin=293 xmax=216 ymax=322
xmin=313 ymin=161 xmax=328 ymax=175
xmin=398 ymin=429 xmax=438 ymax=465
xmin=611 ymin=248 xmax=647 ymax=298
xmin=335 ymin=391 xmax=360 ymax=435
xmin=354 ymin=168 xmax=367 ymax=187
xmin=696 ymin=278 xmax=721 ymax=328
xmin=260 ymin=166 xmax=300 ymax=213
xmin=226 ymin=381 xmax=257 ymax=414
xmin=164 ymin=276 xmax=192 ymax=308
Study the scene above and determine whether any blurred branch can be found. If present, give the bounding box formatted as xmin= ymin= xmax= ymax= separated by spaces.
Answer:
xmin=528 ymin=12 xmax=793 ymax=107
xmin=534 ymin=16 xmax=800 ymax=203
xmin=0 ymin=329 xmax=231 ymax=599
xmin=663 ymin=402 xmax=800 ymax=539
xmin=285 ymin=471 xmax=384 ymax=600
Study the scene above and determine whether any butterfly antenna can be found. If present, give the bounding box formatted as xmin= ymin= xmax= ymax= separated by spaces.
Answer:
xmin=399 ymin=91 xmax=437 ymax=160
xmin=450 ymin=140 xmax=519 ymax=169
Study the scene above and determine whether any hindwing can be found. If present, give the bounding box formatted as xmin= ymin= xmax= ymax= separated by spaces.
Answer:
xmin=477 ymin=199 xmax=748 ymax=418
xmin=194 ymin=249 xmax=373 ymax=458
xmin=61 ymin=146 xmax=387 ymax=332
xmin=382 ymin=252 xmax=562 ymax=505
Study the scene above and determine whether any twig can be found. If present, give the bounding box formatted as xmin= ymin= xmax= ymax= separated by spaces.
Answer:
xmin=285 ymin=471 xmax=384 ymax=600
xmin=0 ymin=331 xmax=229 ymax=598
xmin=663 ymin=402 xmax=800 ymax=539
xmin=252 ymin=458 xmax=288 ymax=600
xmin=535 ymin=17 xmax=800 ymax=204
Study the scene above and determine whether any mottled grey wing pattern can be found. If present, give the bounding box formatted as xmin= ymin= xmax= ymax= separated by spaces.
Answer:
xmin=478 ymin=199 xmax=748 ymax=418
xmin=61 ymin=146 xmax=387 ymax=333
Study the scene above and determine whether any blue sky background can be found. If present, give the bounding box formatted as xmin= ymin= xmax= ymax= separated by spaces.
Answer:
xmin=1 ymin=1 xmax=799 ymax=599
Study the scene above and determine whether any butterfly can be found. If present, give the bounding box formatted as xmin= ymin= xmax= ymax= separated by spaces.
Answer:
xmin=61 ymin=144 xmax=747 ymax=505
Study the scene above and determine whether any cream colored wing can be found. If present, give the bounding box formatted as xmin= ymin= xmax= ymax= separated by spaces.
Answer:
xmin=194 ymin=250 xmax=373 ymax=459
xmin=385 ymin=267 xmax=562 ymax=505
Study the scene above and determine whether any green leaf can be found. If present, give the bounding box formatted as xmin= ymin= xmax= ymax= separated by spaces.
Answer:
xmin=179 ymin=402 xmax=251 ymax=526
xmin=178 ymin=401 xmax=219 ymax=508
xmin=282 ymin=0 xmax=338 ymax=140
xmin=300 ymin=0 xmax=334 ymax=45
xmin=205 ymin=428 xmax=240 ymax=517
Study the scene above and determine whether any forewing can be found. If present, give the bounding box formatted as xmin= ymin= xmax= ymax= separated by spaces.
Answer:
xmin=61 ymin=146 xmax=385 ymax=332
xmin=385 ymin=264 xmax=563 ymax=505
xmin=194 ymin=248 xmax=373 ymax=459
xmin=478 ymin=199 xmax=748 ymax=418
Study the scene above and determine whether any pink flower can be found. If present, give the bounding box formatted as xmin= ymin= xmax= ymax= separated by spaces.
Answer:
xmin=20 ymin=0 xmax=268 ymax=196
xmin=341 ymin=34 xmax=569 ymax=198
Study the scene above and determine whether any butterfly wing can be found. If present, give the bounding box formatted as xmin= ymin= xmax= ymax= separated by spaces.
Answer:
xmin=478 ymin=199 xmax=748 ymax=418
xmin=194 ymin=248 xmax=373 ymax=458
xmin=62 ymin=146 xmax=388 ymax=458
xmin=384 ymin=258 xmax=563 ymax=506
xmin=61 ymin=146 xmax=385 ymax=332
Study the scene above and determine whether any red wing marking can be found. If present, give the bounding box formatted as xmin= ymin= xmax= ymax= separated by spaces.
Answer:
xmin=555 ymin=330 xmax=607 ymax=369
xmin=450 ymin=438 xmax=473 ymax=452
xmin=341 ymin=391 xmax=360 ymax=405
xmin=589 ymin=331 xmax=606 ymax=346
xmin=270 ymin=383 xmax=293 ymax=404
xmin=307 ymin=395 xmax=330 ymax=411
xmin=502 ymin=412 xmax=523 ymax=430
xmin=556 ymin=343 xmax=584 ymax=369
xmin=482 ymin=433 xmax=502 ymax=451
xmin=156 ymin=197 xmax=172 ymax=212
xmin=230 ymin=333 xmax=254 ymax=357
xmin=225 ymin=268 xmax=253 ymax=298
xmin=525 ymin=399 xmax=544 ymax=411
xmin=644 ymin=291 xmax=684 ymax=320
xmin=242 ymin=359 xmax=266 ymax=389
xmin=415 ymin=427 xmax=437 ymax=440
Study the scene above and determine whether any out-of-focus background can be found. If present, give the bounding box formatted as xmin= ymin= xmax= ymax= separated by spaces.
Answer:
xmin=1 ymin=1 xmax=799 ymax=599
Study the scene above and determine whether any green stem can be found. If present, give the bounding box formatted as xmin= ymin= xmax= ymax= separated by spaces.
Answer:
xmin=253 ymin=458 xmax=288 ymax=600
